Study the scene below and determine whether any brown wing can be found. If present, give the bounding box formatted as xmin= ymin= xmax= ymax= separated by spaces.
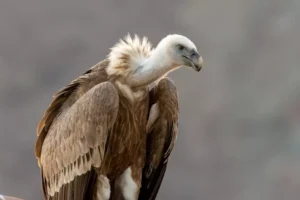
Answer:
xmin=139 ymin=77 xmax=179 ymax=200
xmin=35 ymin=59 xmax=109 ymax=162
xmin=35 ymin=60 xmax=120 ymax=200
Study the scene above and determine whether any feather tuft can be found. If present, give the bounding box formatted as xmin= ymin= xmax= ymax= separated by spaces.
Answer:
xmin=106 ymin=34 xmax=153 ymax=78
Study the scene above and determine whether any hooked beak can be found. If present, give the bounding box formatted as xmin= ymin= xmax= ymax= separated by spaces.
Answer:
xmin=190 ymin=56 xmax=203 ymax=72
xmin=183 ymin=50 xmax=203 ymax=72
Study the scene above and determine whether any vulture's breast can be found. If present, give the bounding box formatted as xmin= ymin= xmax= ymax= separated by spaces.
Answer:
xmin=102 ymin=89 xmax=149 ymax=179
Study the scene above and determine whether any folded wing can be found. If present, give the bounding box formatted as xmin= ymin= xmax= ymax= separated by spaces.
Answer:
xmin=139 ymin=77 xmax=179 ymax=200
xmin=35 ymin=60 xmax=119 ymax=200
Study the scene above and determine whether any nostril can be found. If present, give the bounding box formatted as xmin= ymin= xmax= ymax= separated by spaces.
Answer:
xmin=190 ymin=50 xmax=199 ymax=59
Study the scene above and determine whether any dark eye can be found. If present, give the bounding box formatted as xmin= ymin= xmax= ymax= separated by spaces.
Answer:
xmin=177 ymin=44 xmax=185 ymax=51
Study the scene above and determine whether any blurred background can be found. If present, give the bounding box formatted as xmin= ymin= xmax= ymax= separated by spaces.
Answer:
xmin=0 ymin=0 xmax=300 ymax=199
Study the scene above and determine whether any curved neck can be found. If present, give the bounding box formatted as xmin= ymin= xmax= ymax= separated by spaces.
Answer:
xmin=128 ymin=49 xmax=179 ymax=87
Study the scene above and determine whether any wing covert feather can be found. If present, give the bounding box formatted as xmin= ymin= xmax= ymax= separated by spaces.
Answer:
xmin=41 ymin=82 xmax=119 ymax=198
xmin=35 ymin=59 xmax=110 ymax=161
xmin=34 ymin=60 xmax=117 ymax=199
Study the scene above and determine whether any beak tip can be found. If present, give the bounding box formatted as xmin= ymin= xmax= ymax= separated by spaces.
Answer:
xmin=192 ymin=64 xmax=202 ymax=72
xmin=194 ymin=56 xmax=203 ymax=72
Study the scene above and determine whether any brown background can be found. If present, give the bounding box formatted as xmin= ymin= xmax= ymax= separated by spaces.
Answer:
xmin=1 ymin=0 xmax=300 ymax=199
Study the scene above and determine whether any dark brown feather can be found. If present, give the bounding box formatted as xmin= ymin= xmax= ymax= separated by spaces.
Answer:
xmin=46 ymin=169 xmax=97 ymax=200
xmin=139 ymin=77 xmax=179 ymax=200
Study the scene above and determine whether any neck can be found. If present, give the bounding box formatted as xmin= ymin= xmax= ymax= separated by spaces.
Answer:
xmin=128 ymin=49 xmax=179 ymax=87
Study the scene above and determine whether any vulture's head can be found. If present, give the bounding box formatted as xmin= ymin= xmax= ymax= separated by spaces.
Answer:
xmin=107 ymin=34 xmax=203 ymax=87
xmin=155 ymin=34 xmax=203 ymax=72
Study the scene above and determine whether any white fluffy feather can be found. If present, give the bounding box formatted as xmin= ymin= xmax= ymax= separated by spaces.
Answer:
xmin=106 ymin=34 xmax=152 ymax=77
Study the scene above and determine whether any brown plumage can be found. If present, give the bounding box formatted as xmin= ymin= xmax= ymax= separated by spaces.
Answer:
xmin=35 ymin=34 xmax=203 ymax=200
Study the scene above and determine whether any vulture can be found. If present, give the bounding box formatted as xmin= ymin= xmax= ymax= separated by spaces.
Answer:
xmin=35 ymin=34 xmax=203 ymax=200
